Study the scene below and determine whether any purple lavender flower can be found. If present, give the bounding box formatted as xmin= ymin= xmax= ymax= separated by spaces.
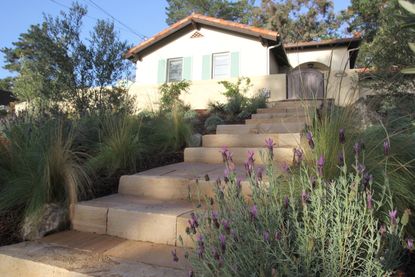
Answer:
xmin=265 ymin=138 xmax=276 ymax=160
xmin=367 ymin=192 xmax=373 ymax=210
xmin=389 ymin=210 xmax=398 ymax=225
xmin=247 ymin=150 xmax=255 ymax=162
xmin=256 ymin=167 xmax=264 ymax=181
xmin=306 ymin=131 xmax=315 ymax=149
xmin=191 ymin=212 xmax=199 ymax=228
xmin=221 ymin=219 xmax=231 ymax=234
xmin=197 ymin=235 xmax=205 ymax=258
xmin=236 ymin=178 xmax=242 ymax=193
xmin=338 ymin=152 xmax=344 ymax=167
xmin=250 ymin=204 xmax=258 ymax=221
xmin=407 ymin=238 xmax=414 ymax=250
xmin=293 ymin=148 xmax=304 ymax=165
xmin=284 ymin=196 xmax=289 ymax=209
xmin=212 ymin=247 xmax=220 ymax=260
xmin=339 ymin=128 xmax=346 ymax=144
xmin=353 ymin=142 xmax=361 ymax=157
xmin=357 ymin=163 xmax=366 ymax=174
xmin=172 ymin=249 xmax=179 ymax=262
xmin=220 ymin=146 xmax=230 ymax=162
xmin=244 ymin=151 xmax=255 ymax=176
xmin=301 ymin=191 xmax=310 ymax=205
xmin=219 ymin=233 xmax=226 ymax=253
xmin=362 ymin=172 xmax=373 ymax=189
xmin=275 ymin=230 xmax=281 ymax=241
xmin=379 ymin=224 xmax=386 ymax=237
xmin=212 ymin=211 xmax=220 ymax=229
xmin=317 ymin=155 xmax=325 ymax=176
xmin=280 ymin=162 xmax=289 ymax=173
xmin=263 ymin=231 xmax=270 ymax=242
xmin=188 ymin=270 xmax=194 ymax=277
xmin=384 ymin=140 xmax=390 ymax=156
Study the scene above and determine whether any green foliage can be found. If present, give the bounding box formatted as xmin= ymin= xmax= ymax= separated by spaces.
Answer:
xmin=86 ymin=114 xmax=144 ymax=175
xmin=303 ymin=100 xmax=415 ymax=233
xmin=1 ymin=2 xmax=132 ymax=115
xmin=209 ymin=77 xmax=267 ymax=122
xmin=204 ymin=114 xmax=224 ymax=132
xmin=186 ymin=146 xmax=408 ymax=276
xmin=158 ymin=80 xmax=190 ymax=112
xmin=165 ymin=0 xmax=341 ymax=42
xmin=165 ymin=0 xmax=256 ymax=26
xmin=0 ymin=117 xmax=90 ymax=222
xmin=0 ymin=77 xmax=15 ymax=91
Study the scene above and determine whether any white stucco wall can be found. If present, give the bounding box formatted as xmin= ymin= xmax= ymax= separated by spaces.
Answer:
xmin=135 ymin=26 xmax=269 ymax=84
xmin=286 ymin=47 xmax=350 ymax=72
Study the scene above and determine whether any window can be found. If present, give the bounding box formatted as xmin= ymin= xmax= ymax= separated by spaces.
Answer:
xmin=212 ymin=52 xmax=230 ymax=79
xmin=167 ymin=58 xmax=183 ymax=82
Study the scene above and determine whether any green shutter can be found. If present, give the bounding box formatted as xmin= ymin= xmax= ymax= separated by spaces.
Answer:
xmin=157 ymin=59 xmax=166 ymax=84
xmin=202 ymin=54 xmax=212 ymax=80
xmin=230 ymin=52 xmax=240 ymax=78
xmin=183 ymin=56 xmax=192 ymax=80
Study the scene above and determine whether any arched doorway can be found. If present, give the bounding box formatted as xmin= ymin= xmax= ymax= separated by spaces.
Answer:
xmin=287 ymin=65 xmax=325 ymax=99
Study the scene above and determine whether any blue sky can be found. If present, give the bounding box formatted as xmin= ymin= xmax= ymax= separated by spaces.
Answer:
xmin=0 ymin=0 xmax=350 ymax=79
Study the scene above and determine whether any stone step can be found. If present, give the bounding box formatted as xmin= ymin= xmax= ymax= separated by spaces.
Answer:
xmin=118 ymin=175 xmax=193 ymax=200
xmin=216 ymin=122 xmax=305 ymax=134
xmin=184 ymin=147 xmax=293 ymax=165
xmin=0 ymin=230 xmax=188 ymax=276
xmin=256 ymin=107 xmax=305 ymax=114
xmin=245 ymin=116 xmax=307 ymax=125
xmin=202 ymin=133 xmax=300 ymax=148
xmin=251 ymin=110 xmax=308 ymax=119
xmin=72 ymin=194 xmax=195 ymax=247
xmin=266 ymin=98 xmax=332 ymax=108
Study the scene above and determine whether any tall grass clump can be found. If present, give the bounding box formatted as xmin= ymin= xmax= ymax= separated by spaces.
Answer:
xmin=180 ymin=137 xmax=411 ymax=276
xmin=0 ymin=116 xmax=90 ymax=232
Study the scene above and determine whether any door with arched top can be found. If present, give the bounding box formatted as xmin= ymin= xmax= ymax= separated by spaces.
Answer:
xmin=287 ymin=68 xmax=324 ymax=99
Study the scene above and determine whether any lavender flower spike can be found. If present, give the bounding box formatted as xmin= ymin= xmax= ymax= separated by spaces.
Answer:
xmin=407 ymin=238 xmax=414 ymax=250
xmin=317 ymin=155 xmax=325 ymax=176
xmin=339 ymin=128 xmax=346 ymax=144
xmin=265 ymin=138 xmax=276 ymax=160
xmin=250 ymin=204 xmax=257 ymax=220
xmin=306 ymin=131 xmax=315 ymax=149
xmin=384 ymin=140 xmax=390 ymax=156
xmin=367 ymin=192 xmax=373 ymax=209
xmin=389 ymin=209 xmax=398 ymax=225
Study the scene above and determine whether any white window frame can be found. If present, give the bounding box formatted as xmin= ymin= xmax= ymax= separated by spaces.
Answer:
xmin=166 ymin=57 xmax=183 ymax=82
xmin=212 ymin=52 xmax=230 ymax=79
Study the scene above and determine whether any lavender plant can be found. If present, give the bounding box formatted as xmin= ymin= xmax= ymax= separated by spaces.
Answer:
xmin=180 ymin=135 xmax=411 ymax=276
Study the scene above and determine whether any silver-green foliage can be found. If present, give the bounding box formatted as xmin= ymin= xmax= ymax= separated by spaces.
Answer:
xmin=186 ymin=148 xmax=408 ymax=276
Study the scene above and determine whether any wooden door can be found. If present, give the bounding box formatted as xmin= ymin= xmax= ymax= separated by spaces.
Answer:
xmin=287 ymin=68 xmax=324 ymax=99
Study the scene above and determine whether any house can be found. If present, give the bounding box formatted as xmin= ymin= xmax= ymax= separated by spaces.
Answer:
xmin=125 ymin=14 xmax=362 ymax=110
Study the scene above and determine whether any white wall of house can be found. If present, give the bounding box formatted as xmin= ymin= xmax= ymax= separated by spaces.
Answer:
xmin=135 ymin=26 xmax=272 ymax=84
xmin=286 ymin=47 xmax=350 ymax=72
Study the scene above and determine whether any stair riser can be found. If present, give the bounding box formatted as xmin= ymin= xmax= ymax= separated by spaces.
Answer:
xmin=202 ymin=133 xmax=300 ymax=148
xmin=256 ymin=107 xmax=304 ymax=114
xmin=216 ymin=123 xmax=305 ymax=134
xmin=245 ymin=117 xmax=307 ymax=125
xmin=266 ymin=99 xmax=329 ymax=108
xmin=184 ymin=147 xmax=293 ymax=165
xmin=251 ymin=111 xmax=307 ymax=119
xmin=119 ymin=175 xmax=192 ymax=200
xmin=72 ymin=203 xmax=193 ymax=246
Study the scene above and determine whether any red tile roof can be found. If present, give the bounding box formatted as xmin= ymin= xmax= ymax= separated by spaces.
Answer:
xmin=125 ymin=13 xmax=279 ymax=60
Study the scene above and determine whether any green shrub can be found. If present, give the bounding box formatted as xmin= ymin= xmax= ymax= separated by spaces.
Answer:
xmin=184 ymin=143 xmax=410 ymax=276
xmin=0 ymin=117 xmax=90 ymax=227
xmin=159 ymin=80 xmax=190 ymax=112
xmin=204 ymin=114 xmax=224 ymax=132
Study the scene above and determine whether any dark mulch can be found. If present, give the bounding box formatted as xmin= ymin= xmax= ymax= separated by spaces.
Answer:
xmin=0 ymin=207 xmax=23 ymax=246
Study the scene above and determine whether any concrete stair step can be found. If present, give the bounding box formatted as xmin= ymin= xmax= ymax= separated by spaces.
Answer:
xmin=245 ymin=116 xmax=307 ymax=125
xmin=216 ymin=122 xmax=305 ymax=134
xmin=202 ymin=133 xmax=300 ymax=147
xmin=0 ymin=230 xmax=188 ymax=276
xmin=72 ymin=194 xmax=195 ymax=247
xmin=251 ymin=111 xmax=308 ymax=119
xmin=184 ymin=147 xmax=293 ymax=165
xmin=256 ymin=107 xmax=305 ymax=114
xmin=266 ymin=98 xmax=333 ymax=108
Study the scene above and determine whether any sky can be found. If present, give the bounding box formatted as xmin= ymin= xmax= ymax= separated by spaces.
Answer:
xmin=0 ymin=0 xmax=350 ymax=79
